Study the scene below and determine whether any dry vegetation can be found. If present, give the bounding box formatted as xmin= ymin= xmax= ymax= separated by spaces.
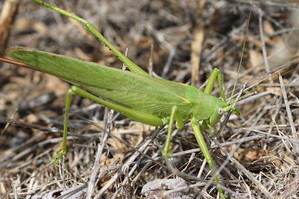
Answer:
xmin=0 ymin=0 xmax=298 ymax=198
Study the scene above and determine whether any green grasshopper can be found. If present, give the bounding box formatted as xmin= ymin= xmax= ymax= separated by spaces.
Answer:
xmin=1 ymin=0 xmax=241 ymax=198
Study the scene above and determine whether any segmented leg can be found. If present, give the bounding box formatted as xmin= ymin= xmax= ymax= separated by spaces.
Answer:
xmin=162 ymin=106 xmax=178 ymax=157
xmin=54 ymin=89 xmax=73 ymax=164
xmin=54 ymin=86 xmax=163 ymax=164
xmin=191 ymin=117 xmax=225 ymax=199
xmin=204 ymin=68 xmax=226 ymax=101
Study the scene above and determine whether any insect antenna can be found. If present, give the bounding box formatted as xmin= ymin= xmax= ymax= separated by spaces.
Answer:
xmin=231 ymin=63 xmax=297 ymax=106
xmin=228 ymin=4 xmax=253 ymax=107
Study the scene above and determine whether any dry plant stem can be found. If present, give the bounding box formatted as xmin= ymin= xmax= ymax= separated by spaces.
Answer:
xmin=197 ymin=156 xmax=206 ymax=179
xmin=240 ymin=60 xmax=299 ymax=96
xmin=0 ymin=108 xmax=18 ymax=139
xmin=258 ymin=9 xmax=271 ymax=77
xmin=280 ymin=178 xmax=299 ymax=199
xmin=0 ymin=134 xmax=76 ymax=168
xmin=161 ymin=44 xmax=178 ymax=78
xmin=111 ymin=127 xmax=145 ymax=197
xmin=148 ymin=44 xmax=154 ymax=76
xmin=173 ymin=129 xmax=298 ymax=159
xmin=86 ymin=112 xmax=111 ymax=199
xmin=86 ymin=135 xmax=107 ymax=199
xmin=0 ymin=114 xmax=63 ymax=134
xmin=279 ymin=74 xmax=299 ymax=159
xmin=191 ymin=0 xmax=205 ymax=86
xmin=59 ymin=156 xmax=66 ymax=187
xmin=112 ymin=163 xmax=140 ymax=198
xmin=230 ymin=157 xmax=272 ymax=198
xmin=132 ymin=151 xmax=160 ymax=182
xmin=218 ymin=129 xmax=272 ymax=198
xmin=0 ymin=0 xmax=21 ymax=56
xmin=94 ymin=127 xmax=163 ymax=198
xmin=237 ymin=91 xmax=271 ymax=105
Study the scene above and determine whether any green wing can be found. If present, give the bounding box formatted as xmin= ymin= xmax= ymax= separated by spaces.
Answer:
xmin=8 ymin=47 xmax=193 ymax=119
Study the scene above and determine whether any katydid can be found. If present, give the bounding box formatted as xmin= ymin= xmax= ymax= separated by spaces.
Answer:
xmin=1 ymin=0 xmax=241 ymax=198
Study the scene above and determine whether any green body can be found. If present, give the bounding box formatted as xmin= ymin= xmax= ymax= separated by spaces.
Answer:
xmin=8 ymin=48 xmax=228 ymax=127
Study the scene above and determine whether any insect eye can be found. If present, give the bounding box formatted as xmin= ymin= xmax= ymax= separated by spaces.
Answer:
xmin=217 ymin=108 xmax=224 ymax=115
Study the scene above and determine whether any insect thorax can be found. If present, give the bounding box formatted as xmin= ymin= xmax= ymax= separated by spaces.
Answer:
xmin=192 ymin=92 xmax=227 ymax=122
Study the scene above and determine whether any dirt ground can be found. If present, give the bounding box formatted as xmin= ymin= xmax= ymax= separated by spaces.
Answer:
xmin=0 ymin=0 xmax=298 ymax=198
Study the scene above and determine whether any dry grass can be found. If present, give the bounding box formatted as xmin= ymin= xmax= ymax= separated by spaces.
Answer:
xmin=0 ymin=0 xmax=298 ymax=198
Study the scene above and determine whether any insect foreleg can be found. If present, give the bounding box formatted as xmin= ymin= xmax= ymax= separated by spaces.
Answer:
xmin=200 ymin=120 xmax=218 ymax=138
xmin=204 ymin=68 xmax=226 ymax=101
xmin=191 ymin=117 xmax=225 ymax=198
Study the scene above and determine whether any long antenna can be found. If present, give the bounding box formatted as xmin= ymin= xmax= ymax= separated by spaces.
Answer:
xmin=228 ymin=3 xmax=253 ymax=105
